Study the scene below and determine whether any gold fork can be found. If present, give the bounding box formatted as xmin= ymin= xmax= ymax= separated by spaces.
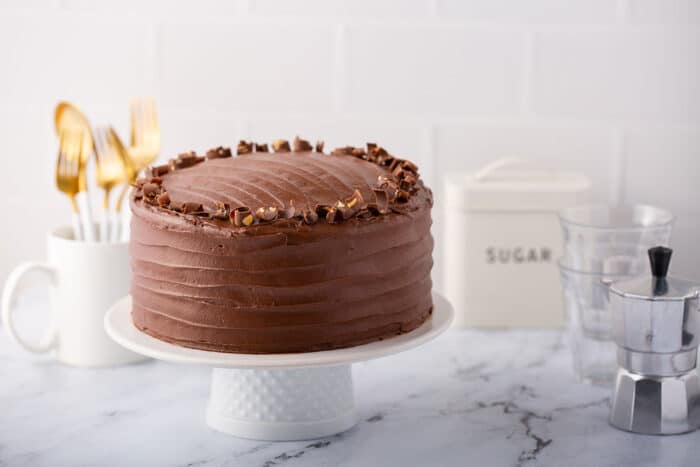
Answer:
xmin=94 ymin=126 xmax=133 ymax=242
xmin=56 ymin=129 xmax=85 ymax=241
xmin=129 ymin=96 xmax=160 ymax=173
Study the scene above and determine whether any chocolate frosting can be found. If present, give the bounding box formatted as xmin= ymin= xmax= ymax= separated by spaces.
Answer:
xmin=130 ymin=146 xmax=433 ymax=353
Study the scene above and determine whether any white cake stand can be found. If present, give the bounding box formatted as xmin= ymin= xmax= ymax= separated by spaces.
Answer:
xmin=104 ymin=293 xmax=453 ymax=441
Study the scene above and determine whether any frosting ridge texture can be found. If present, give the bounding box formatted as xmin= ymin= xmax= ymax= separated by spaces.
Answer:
xmin=130 ymin=141 xmax=433 ymax=353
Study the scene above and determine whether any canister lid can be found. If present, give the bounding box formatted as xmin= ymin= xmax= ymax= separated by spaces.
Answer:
xmin=610 ymin=247 xmax=700 ymax=302
xmin=445 ymin=158 xmax=591 ymax=211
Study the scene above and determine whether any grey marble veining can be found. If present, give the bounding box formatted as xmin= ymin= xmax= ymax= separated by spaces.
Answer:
xmin=1 ymin=294 xmax=699 ymax=467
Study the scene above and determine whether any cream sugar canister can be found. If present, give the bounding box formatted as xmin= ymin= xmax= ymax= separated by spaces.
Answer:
xmin=443 ymin=158 xmax=591 ymax=328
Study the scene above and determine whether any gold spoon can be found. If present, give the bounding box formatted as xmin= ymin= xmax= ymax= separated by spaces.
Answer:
xmin=54 ymin=102 xmax=96 ymax=241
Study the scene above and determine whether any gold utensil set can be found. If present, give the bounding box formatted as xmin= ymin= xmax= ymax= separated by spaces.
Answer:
xmin=54 ymin=99 xmax=160 ymax=242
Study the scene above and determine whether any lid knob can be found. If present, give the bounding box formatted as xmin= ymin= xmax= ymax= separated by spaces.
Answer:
xmin=648 ymin=246 xmax=672 ymax=278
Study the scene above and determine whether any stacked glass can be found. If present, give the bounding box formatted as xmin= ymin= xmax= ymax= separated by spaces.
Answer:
xmin=558 ymin=205 xmax=673 ymax=386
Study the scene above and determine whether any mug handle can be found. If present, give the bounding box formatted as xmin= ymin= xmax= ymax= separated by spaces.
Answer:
xmin=1 ymin=262 xmax=58 ymax=353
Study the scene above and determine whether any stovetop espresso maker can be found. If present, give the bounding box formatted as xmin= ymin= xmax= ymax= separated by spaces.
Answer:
xmin=609 ymin=246 xmax=700 ymax=434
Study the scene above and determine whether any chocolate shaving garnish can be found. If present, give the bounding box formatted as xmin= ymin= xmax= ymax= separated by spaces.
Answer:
xmin=149 ymin=164 xmax=170 ymax=177
xmin=315 ymin=141 xmax=324 ymax=153
xmin=237 ymin=140 xmax=253 ymax=155
xmin=394 ymin=189 xmax=410 ymax=203
xmin=231 ymin=207 xmax=255 ymax=227
xmin=400 ymin=174 xmax=417 ymax=190
xmin=272 ymin=139 xmax=291 ymax=152
xmin=143 ymin=183 xmax=159 ymax=198
xmin=255 ymin=206 xmax=278 ymax=222
xmin=255 ymin=143 xmax=269 ymax=153
xmin=379 ymin=155 xmax=395 ymax=167
xmin=332 ymin=146 xmax=354 ymax=156
xmin=401 ymin=160 xmax=419 ymax=174
xmin=372 ymin=188 xmax=390 ymax=214
xmin=156 ymin=191 xmax=170 ymax=207
xmin=293 ymin=136 xmax=313 ymax=152
xmin=325 ymin=207 xmax=342 ymax=224
xmin=213 ymin=202 xmax=230 ymax=220
xmin=352 ymin=148 xmax=366 ymax=157
xmin=181 ymin=202 xmax=203 ymax=214
xmin=315 ymin=204 xmax=332 ymax=216
xmin=367 ymin=145 xmax=388 ymax=163
xmin=335 ymin=201 xmax=354 ymax=220
xmin=169 ymin=151 xmax=201 ymax=171
xmin=302 ymin=209 xmax=318 ymax=225
xmin=345 ymin=189 xmax=365 ymax=211
xmin=388 ymin=158 xmax=402 ymax=172
xmin=206 ymin=146 xmax=232 ymax=159
xmin=392 ymin=165 xmax=407 ymax=180
xmin=366 ymin=204 xmax=380 ymax=216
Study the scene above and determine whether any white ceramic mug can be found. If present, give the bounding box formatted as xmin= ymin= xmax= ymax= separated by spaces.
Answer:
xmin=1 ymin=225 xmax=146 ymax=367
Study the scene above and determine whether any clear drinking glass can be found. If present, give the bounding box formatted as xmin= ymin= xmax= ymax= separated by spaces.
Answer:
xmin=558 ymin=204 xmax=674 ymax=385
xmin=559 ymin=260 xmax=630 ymax=385
xmin=559 ymin=204 xmax=674 ymax=276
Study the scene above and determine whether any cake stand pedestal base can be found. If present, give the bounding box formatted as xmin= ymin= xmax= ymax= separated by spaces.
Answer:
xmin=206 ymin=366 xmax=356 ymax=440
xmin=104 ymin=293 xmax=453 ymax=441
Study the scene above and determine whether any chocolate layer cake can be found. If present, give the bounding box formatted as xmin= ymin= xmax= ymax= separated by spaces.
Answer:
xmin=130 ymin=137 xmax=433 ymax=353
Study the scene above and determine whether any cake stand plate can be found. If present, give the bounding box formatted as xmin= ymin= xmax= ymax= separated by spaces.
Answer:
xmin=105 ymin=293 xmax=453 ymax=441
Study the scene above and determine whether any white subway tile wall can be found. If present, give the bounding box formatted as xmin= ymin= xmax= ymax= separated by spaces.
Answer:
xmin=0 ymin=0 xmax=698 ymax=291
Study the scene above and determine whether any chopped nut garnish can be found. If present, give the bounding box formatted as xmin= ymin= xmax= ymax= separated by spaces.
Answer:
xmin=213 ymin=201 xmax=230 ymax=220
xmin=278 ymin=201 xmax=296 ymax=219
xmin=255 ymin=143 xmax=269 ymax=153
xmin=231 ymin=207 xmax=255 ymax=226
xmin=237 ymin=140 xmax=253 ymax=155
xmin=293 ymin=136 xmax=313 ymax=152
xmin=255 ymin=206 xmax=278 ymax=222
xmin=302 ymin=209 xmax=318 ymax=225
xmin=272 ymin=139 xmax=291 ymax=152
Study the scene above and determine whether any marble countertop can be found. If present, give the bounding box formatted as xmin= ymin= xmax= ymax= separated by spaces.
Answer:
xmin=1 ymin=293 xmax=699 ymax=467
